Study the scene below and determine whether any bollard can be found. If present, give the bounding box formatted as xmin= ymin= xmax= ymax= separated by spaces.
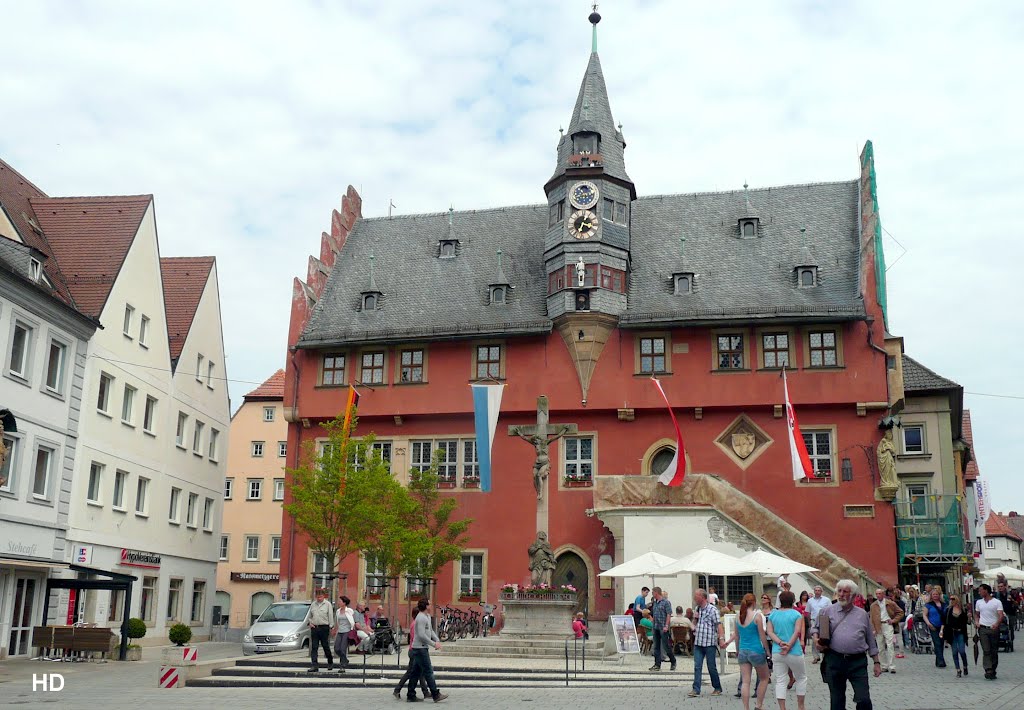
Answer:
xmin=157 ymin=646 xmax=197 ymax=688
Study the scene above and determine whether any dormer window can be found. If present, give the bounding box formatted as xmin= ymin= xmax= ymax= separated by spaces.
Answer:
xmin=573 ymin=132 xmax=599 ymax=155
xmin=439 ymin=240 xmax=457 ymax=258
xmin=797 ymin=267 xmax=818 ymax=288
xmin=29 ymin=258 xmax=41 ymax=281
xmin=490 ymin=286 xmax=507 ymax=305
xmin=673 ymin=272 xmax=694 ymax=295
xmin=739 ymin=218 xmax=759 ymax=238
xmin=362 ymin=293 xmax=378 ymax=310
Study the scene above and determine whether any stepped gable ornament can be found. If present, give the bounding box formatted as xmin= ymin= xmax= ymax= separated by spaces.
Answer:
xmin=528 ymin=531 xmax=557 ymax=586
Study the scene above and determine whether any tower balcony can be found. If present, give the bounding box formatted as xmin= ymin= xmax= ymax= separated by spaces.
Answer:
xmin=568 ymin=152 xmax=604 ymax=168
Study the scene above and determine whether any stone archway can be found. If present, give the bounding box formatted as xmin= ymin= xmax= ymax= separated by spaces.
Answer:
xmin=552 ymin=549 xmax=591 ymax=616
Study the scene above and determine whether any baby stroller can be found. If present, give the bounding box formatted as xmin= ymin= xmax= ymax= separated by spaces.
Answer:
xmin=909 ymin=616 xmax=933 ymax=655
xmin=370 ymin=617 xmax=401 ymax=655
xmin=997 ymin=618 xmax=1014 ymax=653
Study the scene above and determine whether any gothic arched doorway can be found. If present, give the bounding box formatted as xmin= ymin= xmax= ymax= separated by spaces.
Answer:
xmin=552 ymin=551 xmax=589 ymax=615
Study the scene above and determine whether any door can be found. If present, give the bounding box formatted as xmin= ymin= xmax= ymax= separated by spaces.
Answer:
xmin=552 ymin=552 xmax=589 ymax=616
xmin=250 ymin=591 xmax=273 ymax=625
xmin=8 ymin=577 xmax=37 ymax=656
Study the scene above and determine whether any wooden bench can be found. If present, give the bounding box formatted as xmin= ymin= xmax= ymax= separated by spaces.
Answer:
xmin=33 ymin=625 xmax=117 ymax=660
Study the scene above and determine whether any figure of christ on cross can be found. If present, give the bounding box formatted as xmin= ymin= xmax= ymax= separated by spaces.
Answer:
xmin=510 ymin=395 xmax=574 ymax=502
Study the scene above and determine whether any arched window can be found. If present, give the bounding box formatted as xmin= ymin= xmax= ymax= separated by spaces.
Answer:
xmin=799 ymin=267 xmax=817 ymax=287
xmin=650 ymin=447 xmax=676 ymax=477
xmin=213 ymin=591 xmax=231 ymax=626
xmin=362 ymin=293 xmax=377 ymax=310
xmin=250 ymin=591 xmax=274 ymax=625
xmin=490 ymin=286 xmax=507 ymax=304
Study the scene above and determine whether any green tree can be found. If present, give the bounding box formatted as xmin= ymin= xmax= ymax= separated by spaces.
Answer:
xmin=403 ymin=450 xmax=474 ymax=600
xmin=284 ymin=415 xmax=394 ymax=598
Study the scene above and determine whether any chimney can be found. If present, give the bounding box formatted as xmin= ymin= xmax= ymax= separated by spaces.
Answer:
xmin=1010 ymin=511 xmax=1019 ymax=518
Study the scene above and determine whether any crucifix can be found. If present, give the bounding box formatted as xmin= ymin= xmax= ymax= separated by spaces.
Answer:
xmin=508 ymin=395 xmax=578 ymax=536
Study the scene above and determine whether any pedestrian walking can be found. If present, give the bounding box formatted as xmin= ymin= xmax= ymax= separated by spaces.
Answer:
xmin=768 ymin=591 xmax=807 ymax=710
xmin=974 ymin=583 xmax=1004 ymax=680
xmin=393 ymin=607 xmax=432 ymax=699
xmin=805 ymin=586 xmax=831 ymax=665
xmin=307 ymin=588 xmax=335 ymax=672
xmin=334 ymin=595 xmax=355 ymax=670
xmin=688 ymin=588 xmax=724 ymax=698
xmin=996 ymin=580 xmax=1018 ymax=647
xmin=648 ymin=586 xmax=676 ymax=671
xmin=721 ymin=593 xmax=769 ymax=710
xmin=404 ymin=598 xmax=448 ymax=703
xmin=812 ymin=579 xmax=882 ymax=710
xmin=942 ymin=595 xmax=969 ymax=678
xmin=923 ymin=586 xmax=947 ymax=668
xmin=869 ymin=587 xmax=903 ymax=673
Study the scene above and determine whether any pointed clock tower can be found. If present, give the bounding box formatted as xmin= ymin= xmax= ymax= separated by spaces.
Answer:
xmin=543 ymin=9 xmax=635 ymax=404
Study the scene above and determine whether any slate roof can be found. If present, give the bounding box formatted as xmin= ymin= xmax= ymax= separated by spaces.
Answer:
xmin=300 ymin=181 xmax=866 ymax=347
xmin=245 ymin=369 xmax=285 ymax=401
xmin=300 ymin=204 xmax=553 ymax=347
xmin=962 ymin=409 xmax=980 ymax=481
xmin=1005 ymin=514 xmax=1024 ymax=542
xmin=31 ymin=195 xmax=152 ymax=318
xmin=552 ymin=52 xmax=631 ymax=186
xmin=0 ymin=158 xmax=76 ymax=307
xmin=161 ymin=256 xmax=215 ymax=365
xmin=986 ymin=513 xmax=1023 ymax=542
xmin=902 ymin=355 xmax=960 ymax=392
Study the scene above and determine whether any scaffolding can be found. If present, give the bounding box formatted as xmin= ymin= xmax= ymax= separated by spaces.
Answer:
xmin=894 ymin=494 xmax=971 ymax=591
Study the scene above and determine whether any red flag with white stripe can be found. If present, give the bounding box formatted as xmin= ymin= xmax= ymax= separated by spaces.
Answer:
xmin=650 ymin=377 xmax=687 ymax=486
xmin=783 ymin=369 xmax=814 ymax=481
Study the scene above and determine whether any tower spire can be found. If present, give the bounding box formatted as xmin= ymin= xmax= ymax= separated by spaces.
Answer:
xmin=590 ymin=4 xmax=601 ymax=53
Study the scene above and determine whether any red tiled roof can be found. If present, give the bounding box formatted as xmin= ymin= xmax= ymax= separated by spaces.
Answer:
xmin=31 ymin=195 xmax=152 ymax=317
xmin=161 ymin=256 xmax=215 ymax=364
xmin=987 ymin=513 xmax=1023 ymax=542
xmin=245 ymin=370 xmax=285 ymax=400
xmin=962 ymin=409 xmax=980 ymax=481
xmin=0 ymin=158 xmax=76 ymax=307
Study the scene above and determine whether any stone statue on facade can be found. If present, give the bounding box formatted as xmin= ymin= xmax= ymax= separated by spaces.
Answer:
xmin=528 ymin=531 xmax=557 ymax=586
xmin=877 ymin=428 xmax=898 ymax=488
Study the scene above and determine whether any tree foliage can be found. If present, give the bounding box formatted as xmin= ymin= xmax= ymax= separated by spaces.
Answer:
xmin=403 ymin=451 xmax=473 ymax=585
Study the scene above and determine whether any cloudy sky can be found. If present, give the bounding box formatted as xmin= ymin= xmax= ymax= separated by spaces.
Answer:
xmin=3 ymin=1 xmax=1022 ymax=512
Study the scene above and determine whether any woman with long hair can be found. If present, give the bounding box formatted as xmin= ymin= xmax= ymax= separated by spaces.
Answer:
xmin=924 ymin=586 xmax=948 ymax=668
xmin=942 ymin=594 xmax=970 ymax=677
xmin=760 ymin=593 xmax=774 ymax=615
xmin=796 ymin=591 xmax=811 ymax=651
xmin=767 ymin=591 xmax=807 ymax=710
xmin=721 ymin=593 xmax=769 ymax=710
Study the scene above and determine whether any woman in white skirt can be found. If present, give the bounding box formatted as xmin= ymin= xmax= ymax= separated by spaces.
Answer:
xmin=766 ymin=590 xmax=807 ymax=710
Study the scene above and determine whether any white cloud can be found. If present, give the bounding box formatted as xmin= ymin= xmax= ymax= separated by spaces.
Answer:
xmin=3 ymin=0 xmax=1022 ymax=510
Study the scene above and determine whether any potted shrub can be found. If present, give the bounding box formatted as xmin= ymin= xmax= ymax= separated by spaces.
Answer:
xmin=168 ymin=622 xmax=193 ymax=647
xmin=123 ymin=617 xmax=147 ymax=661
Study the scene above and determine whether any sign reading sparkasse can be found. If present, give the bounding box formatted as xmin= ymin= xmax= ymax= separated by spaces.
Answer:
xmin=119 ymin=548 xmax=161 ymax=568
xmin=231 ymin=572 xmax=280 ymax=582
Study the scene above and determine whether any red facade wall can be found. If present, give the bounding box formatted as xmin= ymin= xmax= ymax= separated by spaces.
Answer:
xmin=280 ymin=316 xmax=897 ymax=619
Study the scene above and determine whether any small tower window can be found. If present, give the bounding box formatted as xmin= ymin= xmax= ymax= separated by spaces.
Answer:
xmin=573 ymin=132 xmax=599 ymax=154
xmin=490 ymin=286 xmax=507 ymax=305
xmin=739 ymin=218 xmax=759 ymax=238
xmin=673 ymin=273 xmax=694 ymax=295
xmin=548 ymin=200 xmax=565 ymax=227
xmin=798 ymin=267 xmax=818 ymax=288
xmin=362 ymin=293 xmax=378 ymax=310
xmin=439 ymin=240 xmax=457 ymax=258
xmin=575 ymin=291 xmax=591 ymax=311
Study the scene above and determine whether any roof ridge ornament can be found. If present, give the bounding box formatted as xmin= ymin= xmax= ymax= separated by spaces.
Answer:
xmin=590 ymin=3 xmax=601 ymax=53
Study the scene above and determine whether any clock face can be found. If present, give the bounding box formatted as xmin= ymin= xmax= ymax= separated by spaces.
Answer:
xmin=569 ymin=210 xmax=599 ymax=240
xmin=569 ymin=181 xmax=599 ymax=209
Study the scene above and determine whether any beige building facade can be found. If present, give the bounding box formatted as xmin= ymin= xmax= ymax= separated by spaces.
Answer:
xmin=215 ymin=370 xmax=287 ymax=628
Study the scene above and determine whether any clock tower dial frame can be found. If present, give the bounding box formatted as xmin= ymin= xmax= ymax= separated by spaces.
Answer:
xmin=568 ymin=209 xmax=599 ymax=240
xmin=569 ymin=180 xmax=600 ymax=209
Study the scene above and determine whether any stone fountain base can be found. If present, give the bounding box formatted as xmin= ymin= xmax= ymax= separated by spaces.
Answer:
xmin=498 ymin=594 xmax=576 ymax=638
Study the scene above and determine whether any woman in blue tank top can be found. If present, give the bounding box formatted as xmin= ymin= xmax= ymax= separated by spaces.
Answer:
xmin=721 ymin=593 xmax=769 ymax=710
xmin=767 ymin=590 xmax=807 ymax=710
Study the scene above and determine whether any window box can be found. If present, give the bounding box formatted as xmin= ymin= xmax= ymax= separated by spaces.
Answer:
xmin=368 ymin=593 xmax=382 ymax=601
xmin=436 ymin=480 xmax=457 ymax=490
xmin=458 ymin=594 xmax=481 ymax=602
xmin=463 ymin=478 xmax=480 ymax=489
xmin=563 ymin=478 xmax=593 ymax=488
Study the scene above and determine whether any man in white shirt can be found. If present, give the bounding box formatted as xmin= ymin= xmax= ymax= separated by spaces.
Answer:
xmin=806 ymin=585 xmax=832 ymax=664
xmin=974 ymin=583 xmax=1005 ymax=680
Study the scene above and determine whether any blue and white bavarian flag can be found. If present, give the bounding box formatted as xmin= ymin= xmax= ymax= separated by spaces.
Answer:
xmin=471 ymin=384 xmax=504 ymax=493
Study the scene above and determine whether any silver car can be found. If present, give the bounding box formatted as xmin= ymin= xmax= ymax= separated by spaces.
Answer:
xmin=242 ymin=601 xmax=312 ymax=656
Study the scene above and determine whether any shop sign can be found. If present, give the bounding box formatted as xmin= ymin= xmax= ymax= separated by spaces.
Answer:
xmin=231 ymin=572 xmax=280 ymax=582
xmin=74 ymin=546 xmax=93 ymax=564
xmin=119 ymin=548 xmax=161 ymax=569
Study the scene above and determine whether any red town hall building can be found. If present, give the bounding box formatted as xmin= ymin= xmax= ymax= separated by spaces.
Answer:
xmin=281 ymin=14 xmax=902 ymax=622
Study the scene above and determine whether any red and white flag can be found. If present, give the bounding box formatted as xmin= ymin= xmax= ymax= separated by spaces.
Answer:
xmin=650 ymin=377 xmax=687 ymax=487
xmin=783 ymin=369 xmax=814 ymax=481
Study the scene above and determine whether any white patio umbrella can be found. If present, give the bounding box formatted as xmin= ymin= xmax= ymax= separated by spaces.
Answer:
xmin=734 ymin=548 xmax=819 ymax=576
xmin=658 ymin=548 xmax=747 ymax=576
xmin=981 ymin=565 xmax=1024 ymax=582
xmin=598 ymin=551 xmax=678 ymax=584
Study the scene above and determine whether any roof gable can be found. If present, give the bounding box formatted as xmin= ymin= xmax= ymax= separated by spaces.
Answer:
xmin=30 ymin=195 xmax=152 ymax=317
xmin=160 ymin=256 xmax=215 ymax=366
xmin=902 ymin=355 xmax=960 ymax=392
xmin=245 ymin=369 xmax=285 ymax=401
xmin=986 ymin=513 xmax=1023 ymax=542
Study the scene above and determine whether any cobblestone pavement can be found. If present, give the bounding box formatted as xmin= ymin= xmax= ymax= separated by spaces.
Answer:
xmin=1 ymin=643 xmax=1022 ymax=709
